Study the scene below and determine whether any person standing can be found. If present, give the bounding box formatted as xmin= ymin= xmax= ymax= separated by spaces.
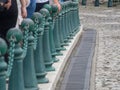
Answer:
xmin=0 ymin=0 xmax=27 ymax=39
xmin=35 ymin=0 xmax=61 ymax=12
xmin=16 ymin=0 xmax=30 ymax=27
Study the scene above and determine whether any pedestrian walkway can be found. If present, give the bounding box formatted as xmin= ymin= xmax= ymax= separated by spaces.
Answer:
xmin=56 ymin=3 xmax=120 ymax=90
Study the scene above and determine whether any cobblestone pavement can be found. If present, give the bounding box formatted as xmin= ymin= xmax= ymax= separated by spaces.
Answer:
xmin=79 ymin=4 xmax=120 ymax=90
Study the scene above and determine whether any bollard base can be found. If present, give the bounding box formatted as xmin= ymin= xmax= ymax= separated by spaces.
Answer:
xmin=46 ymin=66 xmax=55 ymax=72
xmin=69 ymin=36 xmax=74 ymax=39
xmin=37 ymin=77 xmax=49 ymax=84
xmin=61 ymin=43 xmax=69 ymax=46
xmin=51 ymin=52 xmax=58 ymax=56
xmin=45 ymin=62 xmax=55 ymax=71
xmin=65 ymin=39 xmax=71 ymax=43
xmin=36 ymin=72 xmax=49 ymax=83
xmin=52 ymin=56 xmax=59 ymax=62
xmin=60 ymin=46 xmax=66 ymax=51
xmin=56 ymin=51 xmax=63 ymax=56
xmin=25 ymin=87 xmax=39 ymax=90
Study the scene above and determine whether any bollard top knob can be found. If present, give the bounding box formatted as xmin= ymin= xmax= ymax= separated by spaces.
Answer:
xmin=43 ymin=4 xmax=52 ymax=14
xmin=6 ymin=28 xmax=23 ymax=43
xmin=51 ymin=4 xmax=59 ymax=17
xmin=0 ymin=38 xmax=7 ymax=56
xmin=20 ymin=18 xmax=34 ymax=32
xmin=31 ymin=12 xmax=43 ymax=24
xmin=51 ymin=4 xmax=58 ymax=13
xmin=39 ymin=8 xmax=50 ymax=18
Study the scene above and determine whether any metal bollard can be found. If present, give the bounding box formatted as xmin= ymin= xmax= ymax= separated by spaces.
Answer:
xmin=74 ymin=1 xmax=81 ymax=33
xmin=72 ymin=1 xmax=80 ymax=35
xmin=32 ymin=12 xmax=49 ymax=83
xmin=57 ymin=4 xmax=66 ymax=51
xmin=61 ymin=3 xmax=69 ymax=46
xmin=52 ymin=4 xmax=63 ymax=56
xmin=68 ymin=1 xmax=74 ymax=38
xmin=7 ymin=28 xmax=24 ymax=90
xmin=95 ymin=0 xmax=99 ymax=6
xmin=60 ymin=3 xmax=69 ymax=46
xmin=108 ymin=0 xmax=113 ymax=7
xmin=40 ymin=8 xmax=55 ymax=71
xmin=0 ymin=38 xmax=7 ymax=90
xmin=43 ymin=4 xmax=60 ymax=62
xmin=82 ymin=0 xmax=87 ymax=5
xmin=64 ymin=2 xmax=71 ymax=42
xmin=67 ymin=1 xmax=74 ymax=39
xmin=21 ymin=19 xmax=39 ymax=90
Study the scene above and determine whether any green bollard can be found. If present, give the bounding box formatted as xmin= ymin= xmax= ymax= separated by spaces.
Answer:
xmin=108 ymin=0 xmax=113 ymax=7
xmin=65 ymin=1 xmax=71 ymax=43
xmin=57 ymin=4 xmax=66 ymax=51
xmin=63 ymin=2 xmax=71 ymax=43
xmin=70 ymin=2 xmax=75 ymax=35
xmin=74 ymin=1 xmax=81 ymax=33
xmin=0 ymin=38 xmax=7 ymax=90
xmin=95 ymin=0 xmax=99 ymax=6
xmin=72 ymin=2 xmax=79 ymax=35
xmin=39 ymin=8 xmax=55 ymax=71
xmin=68 ymin=1 xmax=74 ymax=38
xmin=52 ymin=5 xmax=65 ymax=52
xmin=67 ymin=2 xmax=72 ymax=41
xmin=43 ymin=4 xmax=59 ymax=62
xmin=7 ymin=28 xmax=24 ymax=90
xmin=59 ymin=4 xmax=68 ymax=48
xmin=61 ymin=3 xmax=69 ymax=46
xmin=76 ymin=1 xmax=81 ymax=27
xmin=51 ymin=4 xmax=63 ymax=56
xmin=31 ymin=12 xmax=49 ymax=83
xmin=65 ymin=2 xmax=72 ymax=42
xmin=82 ymin=0 xmax=87 ymax=5
xmin=60 ymin=3 xmax=69 ymax=46
xmin=21 ymin=18 xmax=39 ymax=90
xmin=67 ymin=1 xmax=74 ymax=39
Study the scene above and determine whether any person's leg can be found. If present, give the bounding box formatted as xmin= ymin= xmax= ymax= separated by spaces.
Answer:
xmin=27 ymin=0 xmax=36 ymax=18
xmin=0 ymin=0 xmax=18 ymax=39
xmin=0 ymin=0 xmax=18 ymax=63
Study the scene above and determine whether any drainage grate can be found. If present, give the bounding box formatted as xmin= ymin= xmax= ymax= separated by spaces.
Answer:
xmin=59 ymin=29 xmax=96 ymax=90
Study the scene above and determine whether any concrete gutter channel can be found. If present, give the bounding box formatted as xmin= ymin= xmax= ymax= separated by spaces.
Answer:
xmin=54 ymin=28 xmax=97 ymax=90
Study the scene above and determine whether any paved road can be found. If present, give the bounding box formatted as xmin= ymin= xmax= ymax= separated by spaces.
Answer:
xmin=80 ymin=4 xmax=120 ymax=90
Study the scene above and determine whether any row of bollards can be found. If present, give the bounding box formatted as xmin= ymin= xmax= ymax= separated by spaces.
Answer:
xmin=81 ymin=0 xmax=118 ymax=7
xmin=0 ymin=0 xmax=81 ymax=90
xmin=112 ymin=0 xmax=120 ymax=6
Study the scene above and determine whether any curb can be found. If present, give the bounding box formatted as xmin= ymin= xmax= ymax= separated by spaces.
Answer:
xmin=89 ymin=30 xmax=98 ymax=90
